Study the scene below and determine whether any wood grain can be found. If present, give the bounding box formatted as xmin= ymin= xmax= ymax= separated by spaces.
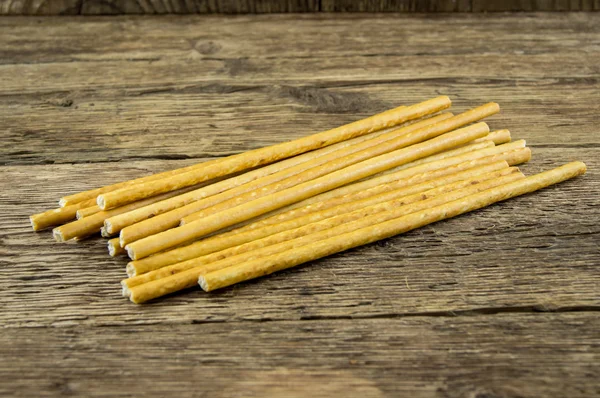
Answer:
xmin=1 ymin=14 xmax=599 ymax=165
xmin=0 ymin=314 xmax=598 ymax=397
xmin=2 ymin=0 xmax=599 ymax=14
xmin=1 ymin=12 xmax=599 ymax=397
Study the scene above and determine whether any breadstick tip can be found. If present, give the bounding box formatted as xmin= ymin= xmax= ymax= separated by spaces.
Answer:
xmin=96 ymin=195 xmax=106 ymax=210
xmin=126 ymin=263 xmax=136 ymax=277
xmin=120 ymin=281 xmax=131 ymax=297
xmin=58 ymin=198 xmax=67 ymax=207
xmin=29 ymin=216 xmax=39 ymax=231
xmin=52 ymin=228 xmax=65 ymax=242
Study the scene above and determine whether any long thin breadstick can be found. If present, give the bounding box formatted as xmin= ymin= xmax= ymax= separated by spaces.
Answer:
xmin=197 ymin=162 xmax=587 ymax=293
xmin=280 ymin=140 xmax=527 ymax=215
xmin=126 ymin=121 xmax=491 ymax=260
xmin=120 ymin=104 xmax=497 ymax=246
xmin=127 ymin=147 xmax=530 ymax=274
xmin=108 ymin=238 xmax=126 ymax=257
xmin=30 ymin=198 xmax=97 ymax=231
xmin=98 ymin=97 xmax=452 ymax=210
xmin=129 ymin=160 xmax=510 ymax=276
xmin=108 ymin=112 xmax=453 ymax=240
xmin=126 ymin=169 xmax=525 ymax=303
xmin=124 ymin=164 xmax=517 ymax=284
xmin=53 ymin=187 xmax=199 ymax=242
xmin=475 ymin=129 xmax=511 ymax=145
xmin=178 ymin=103 xmax=500 ymax=227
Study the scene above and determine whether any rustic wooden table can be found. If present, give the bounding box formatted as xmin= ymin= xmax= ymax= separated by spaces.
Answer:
xmin=1 ymin=12 xmax=599 ymax=397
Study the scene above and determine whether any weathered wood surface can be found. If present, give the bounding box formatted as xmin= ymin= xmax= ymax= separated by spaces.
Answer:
xmin=1 ymin=314 xmax=598 ymax=397
xmin=0 ymin=13 xmax=599 ymax=397
xmin=2 ymin=0 xmax=599 ymax=14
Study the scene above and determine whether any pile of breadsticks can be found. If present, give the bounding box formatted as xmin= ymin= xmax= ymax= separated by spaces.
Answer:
xmin=29 ymin=96 xmax=587 ymax=304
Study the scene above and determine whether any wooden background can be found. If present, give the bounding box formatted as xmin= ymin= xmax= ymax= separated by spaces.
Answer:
xmin=1 ymin=0 xmax=600 ymax=14
xmin=1 ymin=11 xmax=599 ymax=398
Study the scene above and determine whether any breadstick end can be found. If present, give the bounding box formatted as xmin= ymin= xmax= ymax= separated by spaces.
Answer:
xmin=126 ymin=245 xmax=137 ymax=260
xmin=126 ymin=263 xmax=136 ymax=277
xmin=120 ymin=280 xmax=131 ymax=297
xmin=101 ymin=226 xmax=112 ymax=238
xmin=29 ymin=215 xmax=40 ymax=231
xmin=52 ymin=228 xmax=65 ymax=242
xmin=104 ymin=219 xmax=114 ymax=235
xmin=58 ymin=198 xmax=67 ymax=207
xmin=198 ymin=276 xmax=209 ymax=292
xmin=75 ymin=210 xmax=84 ymax=220
xmin=96 ymin=195 xmax=106 ymax=210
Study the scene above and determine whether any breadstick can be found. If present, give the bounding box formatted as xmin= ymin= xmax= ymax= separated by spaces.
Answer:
xmin=60 ymin=106 xmax=424 ymax=207
xmin=108 ymin=238 xmax=126 ymax=257
xmin=198 ymin=162 xmax=587 ymax=293
xmin=53 ymin=187 xmax=199 ymax=242
xmin=98 ymin=97 xmax=452 ymax=210
xmin=108 ymin=112 xmax=453 ymax=240
xmin=179 ymin=103 xmax=500 ymax=227
xmin=121 ymin=105 xmax=497 ymax=247
xmin=126 ymin=169 xmax=524 ymax=302
xmin=475 ymin=129 xmax=511 ymax=145
xmin=125 ymin=163 xmax=515 ymax=280
xmin=127 ymin=147 xmax=530 ymax=274
xmin=126 ymin=121 xmax=491 ymax=260
xmin=281 ymin=140 xmax=527 ymax=214
xmin=76 ymin=205 xmax=102 ymax=219
xmin=30 ymin=198 xmax=97 ymax=231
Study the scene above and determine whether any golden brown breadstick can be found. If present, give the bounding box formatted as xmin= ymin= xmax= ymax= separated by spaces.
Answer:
xmin=120 ymin=104 xmax=497 ymax=246
xmin=108 ymin=238 xmax=126 ymax=256
xmin=373 ymin=140 xmax=494 ymax=175
xmin=59 ymin=107 xmax=418 ymax=207
xmin=30 ymin=198 xmax=97 ymax=231
xmin=126 ymin=121 xmax=491 ymax=260
xmin=53 ymin=187 xmax=199 ymax=241
xmin=127 ymin=153 xmax=519 ymax=275
xmin=198 ymin=161 xmax=587 ymax=293
xmin=126 ymin=169 xmax=525 ymax=303
xmin=109 ymin=113 xmax=453 ymax=240
xmin=128 ymin=160 xmax=512 ymax=276
xmin=127 ymin=146 xmax=530 ymax=274
xmin=124 ymin=164 xmax=516 ymax=283
xmin=281 ymin=140 xmax=527 ymax=214
xmin=98 ymin=97 xmax=452 ymax=210
xmin=179 ymin=103 xmax=500 ymax=226
xmin=76 ymin=205 xmax=102 ymax=219
xmin=474 ymin=129 xmax=511 ymax=145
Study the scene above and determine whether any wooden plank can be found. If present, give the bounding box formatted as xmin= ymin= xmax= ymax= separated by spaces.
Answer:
xmin=0 ymin=313 xmax=598 ymax=397
xmin=1 ymin=14 xmax=599 ymax=164
xmin=1 ymin=80 xmax=599 ymax=165
xmin=2 ymin=0 xmax=600 ymax=14
xmin=1 ymin=148 xmax=597 ymax=327
xmin=2 ymin=13 xmax=599 ymax=65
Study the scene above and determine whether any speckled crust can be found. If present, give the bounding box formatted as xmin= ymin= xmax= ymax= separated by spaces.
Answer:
xmin=125 ymin=169 xmax=524 ymax=303
xmin=30 ymin=198 xmax=97 ymax=231
xmin=116 ymin=112 xmax=453 ymax=246
xmin=98 ymin=96 xmax=453 ymax=210
xmin=124 ymin=165 xmax=518 ymax=287
xmin=52 ymin=187 xmax=198 ymax=241
xmin=125 ymin=122 xmax=490 ymax=260
xmin=127 ymin=160 xmax=510 ymax=276
xmin=125 ymin=145 xmax=530 ymax=274
xmin=283 ymin=140 xmax=527 ymax=212
xmin=104 ymin=110 xmax=428 ymax=235
xmin=198 ymin=162 xmax=587 ymax=292
xmin=180 ymin=103 xmax=500 ymax=226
